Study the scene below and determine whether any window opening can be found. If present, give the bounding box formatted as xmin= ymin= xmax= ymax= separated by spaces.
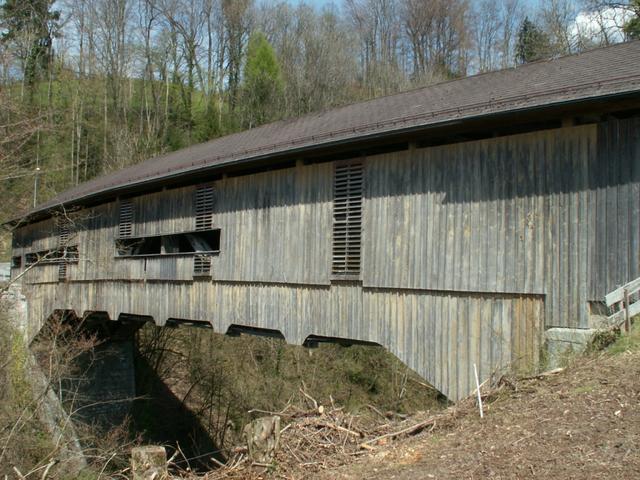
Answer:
xmin=116 ymin=230 xmax=220 ymax=257
xmin=25 ymin=246 xmax=79 ymax=266
xmin=193 ymin=255 xmax=212 ymax=276
xmin=11 ymin=256 xmax=21 ymax=269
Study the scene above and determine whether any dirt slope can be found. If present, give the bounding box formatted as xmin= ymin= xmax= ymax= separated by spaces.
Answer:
xmin=318 ymin=348 xmax=640 ymax=480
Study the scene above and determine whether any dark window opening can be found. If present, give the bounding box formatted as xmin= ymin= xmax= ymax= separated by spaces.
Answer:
xmin=25 ymin=253 xmax=37 ymax=265
xmin=116 ymin=229 xmax=220 ymax=257
xmin=11 ymin=256 xmax=21 ymax=269
xmin=25 ymin=246 xmax=79 ymax=266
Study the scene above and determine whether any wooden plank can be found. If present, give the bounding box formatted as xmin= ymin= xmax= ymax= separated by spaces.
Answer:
xmin=605 ymin=276 xmax=640 ymax=306
xmin=608 ymin=301 xmax=640 ymax=324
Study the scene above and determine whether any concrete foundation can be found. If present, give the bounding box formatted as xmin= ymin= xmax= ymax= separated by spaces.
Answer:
xmin=545 ymin=327 xmax=597 ymax=369
xmin=66 ymin=337 xmax=137 ymax=427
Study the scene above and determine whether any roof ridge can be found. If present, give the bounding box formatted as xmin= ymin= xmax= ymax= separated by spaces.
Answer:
xmin=98 ymin=40 xmax=640 ymax=165
xmin=16 ymin=40 xmax=640 ymax=223
xmin=151 ymin=71 xmax=640 ymax=177
xmin=239 ymin=39 xmax=640 ymax=129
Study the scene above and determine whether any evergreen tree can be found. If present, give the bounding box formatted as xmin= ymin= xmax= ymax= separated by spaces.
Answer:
xmin=624 ymin=1 xmax=640 ymax=40
xmin=242 ymin=32 xmax=284 ymax=128
xmin=0 ymin=0 xmax=60 ymax=86
xmin=515 ymin=17 xmax=551 ymax=64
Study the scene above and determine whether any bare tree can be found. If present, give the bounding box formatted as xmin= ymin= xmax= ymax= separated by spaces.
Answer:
xmin=473 ymin=0 xmax=503 ymax=72
xmin=400 ymin=0 xmax=469 ymax=82
xmin=540 ymin=0 xmax=578 ymax=55
xmin=222 ymin=0 xmax=252 ymax=112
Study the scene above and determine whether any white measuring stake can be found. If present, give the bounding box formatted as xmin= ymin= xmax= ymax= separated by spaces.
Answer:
xmin=473 ymin=363 xmax=484 ymax=419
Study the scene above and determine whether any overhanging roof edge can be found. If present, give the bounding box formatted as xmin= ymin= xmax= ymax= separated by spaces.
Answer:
xmin=8 ymin=88 xmax=639 ymax=228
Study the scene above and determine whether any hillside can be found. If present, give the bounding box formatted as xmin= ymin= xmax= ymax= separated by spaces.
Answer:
xmin=318 ymin=330 xmax=640 ymax=480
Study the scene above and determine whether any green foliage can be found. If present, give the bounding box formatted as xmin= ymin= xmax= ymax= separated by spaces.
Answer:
xmin=0 ymin=311 xmax=55 ymax=477
xmin=242 ymin=32 xmax=284 ymax=128
xmin=624 ymin=1 xmax=640 ymax=39
xmin=606 ymin=318 xmax=640 ymax=355
xmin=8 ymin=331 xmax=30 ymax=407
xmin=0 ymin=0 xmax=61 ymax=86
xmin=515 ymin=17 xmax=551 ymax=64
xmin=587 ymin=328 xmax=620 ymax=352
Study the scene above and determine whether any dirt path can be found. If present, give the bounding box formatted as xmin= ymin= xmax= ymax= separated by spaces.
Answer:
xmin=317 ymin=350 xmax=640 ymax=480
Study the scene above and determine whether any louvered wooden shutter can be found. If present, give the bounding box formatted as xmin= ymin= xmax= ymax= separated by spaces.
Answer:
xmin=58 ymin=220 xmax=70 ymax=281
xmin=195 ymin=185 xmax=214 ymax=231
xmin=194 ymin=185 xmax=215 ymax=276
xmin=118 ymin=200 xmax=133 ymax=237
xmin=193 ymin=255 xmax=211 ymax=276
xmin=332 ymin=161 xmax=363 ymax=277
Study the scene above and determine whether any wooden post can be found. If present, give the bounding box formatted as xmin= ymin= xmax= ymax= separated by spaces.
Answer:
xmin=624 ymin=288 xmax=631 ymax=333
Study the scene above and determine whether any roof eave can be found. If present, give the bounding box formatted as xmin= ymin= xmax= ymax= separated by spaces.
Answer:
xmin=7 ymin=89 xmax=640 ymax=228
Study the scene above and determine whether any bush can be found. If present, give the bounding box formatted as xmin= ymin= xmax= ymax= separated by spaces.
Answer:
xmin=134 ymin=324 xmax=445 ymax=466
xmin=0 ymin=308 xmax=137 ymax=477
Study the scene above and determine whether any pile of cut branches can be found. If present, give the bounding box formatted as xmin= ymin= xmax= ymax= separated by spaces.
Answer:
xmin=190 ymin=388 xmax=458 ymax=479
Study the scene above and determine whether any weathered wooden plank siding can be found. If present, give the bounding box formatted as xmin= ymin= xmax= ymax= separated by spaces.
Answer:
xmin=363 ymin=290 xmax=543 ymax=400
xmin=589 ymin=117 xmax=640 ymax=301
xmin=364 ymin=130 xmax=556 ymax=294
xmin=133 ymin=187 xmax=195 ymax=236
xmin=364 ymin=123 xmax=638 ymax=328
xmin=214 ymin=162 xmax=332 ymax=285
xmin=11 ymin=217 xmax=59 ymax=255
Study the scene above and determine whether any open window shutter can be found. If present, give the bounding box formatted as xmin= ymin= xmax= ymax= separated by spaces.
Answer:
xmin=332 ymin=161 xmax=363 ymax=277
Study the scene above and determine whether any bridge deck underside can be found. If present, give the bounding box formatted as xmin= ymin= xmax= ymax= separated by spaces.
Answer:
xmin=25 ymin=281 xmax=543 ymax=401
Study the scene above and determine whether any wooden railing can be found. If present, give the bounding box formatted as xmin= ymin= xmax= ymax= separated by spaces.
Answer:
xmin=605 ymin=276 xmax=640 ymax=332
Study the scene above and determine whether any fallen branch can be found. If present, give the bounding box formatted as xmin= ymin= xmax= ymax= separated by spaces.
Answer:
xmin=299 ymin=387 xmax=319 ymax=411
xmin=248 ymin=399 xmax=292 ymax=417
xmin=365 ymin=404 xmax=390 ymax=422
xmin=320 ymin=422 xmax=363 ymax=438
xmin=360 ymin=416 xmax=437 ymax=447
xmin=521 ymin=368 xmax=564 ymax=381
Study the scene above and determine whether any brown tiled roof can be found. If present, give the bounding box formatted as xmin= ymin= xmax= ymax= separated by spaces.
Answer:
xmin=31 ymin=41 xmax=640 ymax=215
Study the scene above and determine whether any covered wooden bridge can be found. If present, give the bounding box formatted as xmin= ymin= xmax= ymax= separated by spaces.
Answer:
xmin=8 ymin=41 xmax=640 ymax=400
